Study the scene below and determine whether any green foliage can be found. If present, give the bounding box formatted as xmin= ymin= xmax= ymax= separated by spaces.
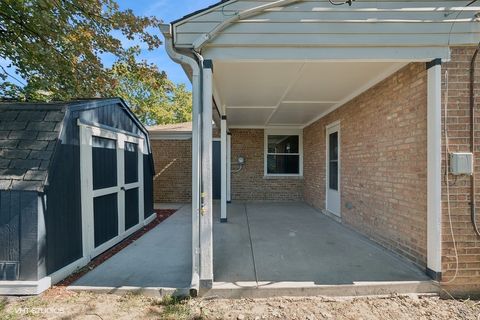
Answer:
xmin=0 ymin=0 xmax=192 ymax=125
xmin=110 ymin=48 xmax=192 ymax=125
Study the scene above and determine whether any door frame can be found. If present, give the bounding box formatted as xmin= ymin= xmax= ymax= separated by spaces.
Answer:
xmin=79 ymin=120 xmax=146 ymax=259
xmin=325 ymin=121 xmax=341 ymax=218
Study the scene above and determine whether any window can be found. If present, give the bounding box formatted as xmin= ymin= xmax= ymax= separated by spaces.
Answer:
xmin=265 ymin=130 xmax=303 ymax=176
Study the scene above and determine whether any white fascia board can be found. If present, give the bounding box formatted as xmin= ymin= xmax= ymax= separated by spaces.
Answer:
xmin=202 ymin=46 xmax=451 ymax=62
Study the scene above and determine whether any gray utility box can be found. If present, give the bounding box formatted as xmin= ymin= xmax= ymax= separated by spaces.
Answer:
xmin=450 ymin=152 xmax=474 ymax=175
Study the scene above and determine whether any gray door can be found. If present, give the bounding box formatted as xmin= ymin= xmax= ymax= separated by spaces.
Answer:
xmin=212 ymin=141 xmax=221 ymax=199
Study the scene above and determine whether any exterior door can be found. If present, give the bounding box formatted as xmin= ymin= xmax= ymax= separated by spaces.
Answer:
xmin=79 ymin=122 xmax=145 ymax=259
xmin=326 ymin=123 xmax=341 ymax=217
xmin=212 ymin=140 xmax=221 ymax=200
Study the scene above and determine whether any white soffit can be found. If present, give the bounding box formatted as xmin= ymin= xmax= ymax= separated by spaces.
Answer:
xmin=215 ymin=61 xmax=406 ymax=128
xmin=226 ymin=107 xmax=274 ymax=127
xmin=269 ymin=102 xmax=336 ymax=125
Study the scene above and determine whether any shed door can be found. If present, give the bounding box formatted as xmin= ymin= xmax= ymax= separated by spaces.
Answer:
xmin=79 ymin=122 xmax=145 ymax=259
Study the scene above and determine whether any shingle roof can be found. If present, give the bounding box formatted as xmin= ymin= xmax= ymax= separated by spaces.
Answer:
xmin=0 ymin=103 xmax=67 ymax=191
xmin=148 ymin=122 xmax=193 ymax=133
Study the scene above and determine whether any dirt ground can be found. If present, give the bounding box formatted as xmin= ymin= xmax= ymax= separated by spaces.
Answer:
xmin=1 ymin=288 xmax=479 ymax=320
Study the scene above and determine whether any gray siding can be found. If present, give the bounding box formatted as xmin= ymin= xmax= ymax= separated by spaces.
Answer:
xmin=0 ymin=190 xmax=40 ymax=281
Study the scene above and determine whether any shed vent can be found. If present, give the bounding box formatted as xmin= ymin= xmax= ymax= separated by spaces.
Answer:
xmin=0 ymin=262 xmax=19 ymax=280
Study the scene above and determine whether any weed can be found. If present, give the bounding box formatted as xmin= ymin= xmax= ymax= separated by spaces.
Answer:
xmin=155 ymin=295 xmax=194 ymax=320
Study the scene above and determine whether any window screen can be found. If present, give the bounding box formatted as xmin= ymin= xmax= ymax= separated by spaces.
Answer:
xmin=266 ymin=135 xmax=300 ymax=175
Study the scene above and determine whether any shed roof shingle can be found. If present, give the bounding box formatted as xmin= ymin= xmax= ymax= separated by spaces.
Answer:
xmin=0 ymin=103 xmax=66 ymax=191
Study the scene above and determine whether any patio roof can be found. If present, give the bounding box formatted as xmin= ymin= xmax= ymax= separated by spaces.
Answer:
xmin=214 ymin=60 xmax=406 ymax=128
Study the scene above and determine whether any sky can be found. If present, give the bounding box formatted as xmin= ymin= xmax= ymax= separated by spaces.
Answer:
xmin=112 ymin=0 xmax=219 ymax=88
xmin=1 ymin=0 xmax=218 ymax=90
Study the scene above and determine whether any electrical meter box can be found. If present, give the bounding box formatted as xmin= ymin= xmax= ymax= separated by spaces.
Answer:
xmin=450 ymin=152 xmax=474 ymax=175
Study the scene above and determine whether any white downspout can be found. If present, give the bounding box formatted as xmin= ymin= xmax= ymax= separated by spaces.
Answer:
xmin=161 ymin=24 xmax=202 ymax=294
xmin=192 ymin=0 xmax=304 ymax=51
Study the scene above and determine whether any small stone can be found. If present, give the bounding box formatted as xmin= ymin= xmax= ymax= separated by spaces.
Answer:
xmin=237 ymin=314 xmax=245 ymax=320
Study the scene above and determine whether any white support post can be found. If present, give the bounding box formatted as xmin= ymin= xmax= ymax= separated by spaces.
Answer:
xmin=227 ymin=133 xmax=232 ymax=203
xmin=221 ymin=116 xmax=228 ymax=222
xmin=200 ymin=60 xmax=214 ymax=288
xmin=427 ymin=58 xmax=442 ymax=281
xmin=191 ymin=72 xmax=201 ymax=289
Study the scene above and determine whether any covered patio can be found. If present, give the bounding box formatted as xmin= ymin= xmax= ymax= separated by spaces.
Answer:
xmin=153 ymin=0 xmax=473 ymax=295
xmin=70 ymin=202 xmax=436 ymax=297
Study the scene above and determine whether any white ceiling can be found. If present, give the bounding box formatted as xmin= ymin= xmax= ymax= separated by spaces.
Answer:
xmin=213 ymin=61 xmax=406 ymax=128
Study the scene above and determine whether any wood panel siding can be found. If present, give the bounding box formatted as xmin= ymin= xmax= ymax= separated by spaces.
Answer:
xmin=0 ymin=190 xmax=39 ymax=281
xmin=173 ymin=1 xmax=480 ymax=49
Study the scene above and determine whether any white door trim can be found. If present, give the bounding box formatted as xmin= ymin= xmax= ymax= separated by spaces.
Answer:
xmin=326 ymin=122 xmax=341 ymax=218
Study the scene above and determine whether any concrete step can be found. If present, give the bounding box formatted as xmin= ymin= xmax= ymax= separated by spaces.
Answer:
xmin=201 ymin=280 xmax=440 ymax=299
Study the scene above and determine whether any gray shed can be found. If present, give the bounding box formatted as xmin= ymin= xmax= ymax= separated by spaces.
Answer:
xmin=0 ymin=98 xmax=155 ymax=294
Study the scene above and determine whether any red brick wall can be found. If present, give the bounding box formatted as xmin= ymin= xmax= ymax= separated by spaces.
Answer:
xmin=303 ymin=63 xmax=428 ymax=267
xmin=230 ymin=129 xmax=304 ymax=201
xmin=151 ymin=139 xmax=192 ymax=203
xmin=441 ymin=47 xmax=480 ymax=295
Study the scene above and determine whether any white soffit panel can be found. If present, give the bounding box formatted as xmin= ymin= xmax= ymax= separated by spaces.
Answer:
xmin=269 ymin=102 xmax=336 ymax=125
xmin=214 ymin=61 xmax=302 ymax=107
xmin=226 ymin=108 xmax=274 ymax=126
xmin=285 ymin=62 xmax=397 ymax=102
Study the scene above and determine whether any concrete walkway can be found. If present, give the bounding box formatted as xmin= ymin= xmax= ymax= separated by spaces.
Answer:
xmin=213 ymin=202 xmax=429 ymax=285
xmin=70 ymin=205 xmax=192 ymax=291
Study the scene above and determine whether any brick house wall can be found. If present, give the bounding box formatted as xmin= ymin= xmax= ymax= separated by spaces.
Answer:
xmin=230 ymin=129 xmax=304 ymax=201
xmin=441 ymin=47 xmax=480 ymax=295
xmin=151 ymin=139 xmax=192 ymax=203
xmin=303 ymin=63 xmax=428 ymax=267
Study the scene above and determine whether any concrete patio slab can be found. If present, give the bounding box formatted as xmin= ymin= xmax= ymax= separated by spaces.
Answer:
xmin=69 ymin=204 xmax=192 ymax=292
xmin=213 ymin=202 xmax=430 ymax=285
xmin=69 ymin=201 xmax=435 ymax=298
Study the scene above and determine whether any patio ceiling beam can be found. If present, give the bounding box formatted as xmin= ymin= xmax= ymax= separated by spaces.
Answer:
xmin=192 ymin=0 xmax=305 ymax=51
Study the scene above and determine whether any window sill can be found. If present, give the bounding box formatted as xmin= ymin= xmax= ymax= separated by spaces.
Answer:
xmin=263 ymin=175 xmax=304 ymax=180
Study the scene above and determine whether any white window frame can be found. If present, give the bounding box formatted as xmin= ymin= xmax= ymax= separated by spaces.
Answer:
xmin=264 ymin=129 xmax=303 ymax=177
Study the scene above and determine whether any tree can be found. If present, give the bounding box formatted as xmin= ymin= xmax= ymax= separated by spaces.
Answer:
xmin=0 ymin=0 xmax=191 ymax=125
xmin=109 ymin=48 xmax=192 ymax=125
